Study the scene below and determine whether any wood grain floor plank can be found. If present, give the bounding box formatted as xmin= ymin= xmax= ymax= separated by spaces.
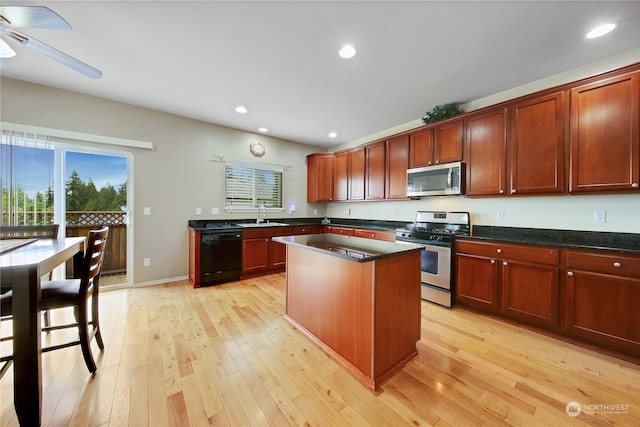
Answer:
xmin=2 ymin=273 xmax=638 ymax=426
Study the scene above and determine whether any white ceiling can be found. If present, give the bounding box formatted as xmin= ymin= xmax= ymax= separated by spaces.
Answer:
xmin=1 ymin=1 xmax=639 ymax=149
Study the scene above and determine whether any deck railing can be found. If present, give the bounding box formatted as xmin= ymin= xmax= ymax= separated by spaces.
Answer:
xmin=2 ymin=211 xmax=127 ymax=275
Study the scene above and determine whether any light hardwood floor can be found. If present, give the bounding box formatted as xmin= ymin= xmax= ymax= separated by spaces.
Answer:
xmin=1 ymin=273 xmax=639 ymax=426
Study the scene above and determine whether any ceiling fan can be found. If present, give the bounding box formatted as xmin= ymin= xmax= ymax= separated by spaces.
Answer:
xmin=0 ymin=5 xmax=102 ymax=79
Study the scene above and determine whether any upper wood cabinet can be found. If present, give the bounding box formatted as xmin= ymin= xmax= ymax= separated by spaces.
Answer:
xmin=365 ymin=141 xmax=386 ymax=200
xmin=333 ymin=151 xmax=349 ymax=201
xmin=509 ymin=91 xmax=566 ymax=195
xmin=465 ymin=107 xmax=508 ymax=196
xmin=569 ymin=71 xmax=640 ymax=193
xmin=349 ymin=147 xmax=366 ymax=201
xmin=409 ymin=128 xmax=433 ymax=168
xmin=307 ymin=153 xmax=334 ymax=202
xmin=409 ymin=119 xmax=463 ymax=168
xmin=385 ymin=135 xmax=410 ymax=199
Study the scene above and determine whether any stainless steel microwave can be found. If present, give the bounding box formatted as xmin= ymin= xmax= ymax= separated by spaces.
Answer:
xmin=406 ymin=161 xmax=465 ymax=197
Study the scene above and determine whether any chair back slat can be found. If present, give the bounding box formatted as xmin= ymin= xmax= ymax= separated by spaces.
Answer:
xmin=80 ymin=227 xmax=109 ymax=294
xmin=0 ymin=225 xmax=59 ymax=239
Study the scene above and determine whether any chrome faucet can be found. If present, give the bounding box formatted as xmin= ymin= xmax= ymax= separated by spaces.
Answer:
xmin=256 ymin=204 xmax=266 ymax=223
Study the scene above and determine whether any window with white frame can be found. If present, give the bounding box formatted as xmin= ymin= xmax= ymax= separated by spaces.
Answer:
xmin=225 ymin=162 xmax=283 ymax=210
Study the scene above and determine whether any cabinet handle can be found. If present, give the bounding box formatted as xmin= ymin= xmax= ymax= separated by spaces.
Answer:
xmin=503 ymin=261 xmax=508 ymax=266
xmin=499 ymin=189 xmax=504 ymax=194
xmin=496 ymin=249 xmax=502 ymax=253
xmin=511 ymin=189 xmax=516 ymax=194
xmin=490 ymin=259 xmax=496 ymax=264
xmin=632 ymin=183 xmax=639 ymax=188
xmin=613 ymin=262 xmax=622 ymax=268
xmin=435 ymin=160 xmax=440 ymax=164
xmin=428 ymin=161 xmax=432 ymax=165
xmin=371 ymin=233 xmax=375 ymax=237
xmin=567 ymin=271 xmax=574 ymax=277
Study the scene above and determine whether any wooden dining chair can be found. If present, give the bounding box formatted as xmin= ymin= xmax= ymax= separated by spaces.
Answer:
xmin=0 ymin=227 xmax=109 ymax=375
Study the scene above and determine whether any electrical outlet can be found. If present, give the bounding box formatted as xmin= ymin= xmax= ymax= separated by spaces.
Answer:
xmin=211 ymin=207 xmax=219 ymax=215
xmin=313 ymin=209 xmax=318 ymax=214
xmin=593 ymin=210 xmax=606 ymax=223
xmin=496 ymin=210 xmax=504 ymax=220
xmin=143 ymin=258 xmax=151 ymax=267
xmin=144 ymin=207 xmax=151 ymax=215
xmin=196 ymin=207 xmax=202 ymax=215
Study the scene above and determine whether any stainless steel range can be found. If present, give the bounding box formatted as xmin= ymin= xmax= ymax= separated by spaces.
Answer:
xmin=396 ymin=211 xmax=470 ymax=307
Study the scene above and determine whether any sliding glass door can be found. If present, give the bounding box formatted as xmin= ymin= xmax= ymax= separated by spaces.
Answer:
xmin=2 ymin=130 xmax=130 ymax=286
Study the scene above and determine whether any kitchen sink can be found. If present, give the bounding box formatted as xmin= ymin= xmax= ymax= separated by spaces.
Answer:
xmin=235 ymin=222 xmax=290 ymax=227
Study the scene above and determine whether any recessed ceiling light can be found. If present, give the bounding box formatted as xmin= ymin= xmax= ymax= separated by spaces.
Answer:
xmin=329 ymin=132 xmax=337 ymax=138
xmin=235 ymin=105 xmax=248 ymax=114
xmin=338 ymin=45 xmax=356 ymax=59
xmin=258 ymin=127 xmax=268 ymax=133
xmin=586 ymin=23 xmax=616 ymax=39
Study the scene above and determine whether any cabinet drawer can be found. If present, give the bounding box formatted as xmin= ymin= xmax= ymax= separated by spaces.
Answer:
xmin=456 ymin=239 xmax=559 ymax=265
xmin=326 ymin=226 xmax=354 ymax=236
xmin=243 ymin=226 xmax=293 ymax=239
xmin=353 ymin=228 xmax=395 ymax=242
xmin=293 ymin=226 xmax=323 ymax=235
xmin=566 ymin=251 xmax=640 ymax=278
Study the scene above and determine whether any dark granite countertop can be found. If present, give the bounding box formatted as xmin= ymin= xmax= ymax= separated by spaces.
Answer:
xmin=466 ymin=226 xmax=640 ymax=255
xmin=188 ymin=218 xmax=410 ymax=232
xmin=273 ymin=234 xmax=424 ymax=263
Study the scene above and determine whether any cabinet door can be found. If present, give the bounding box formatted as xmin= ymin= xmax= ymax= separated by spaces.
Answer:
xmin=349 ymin=147 xmax=365 ymax=200
xmin=365 ymin=141 xmax=386 ymax=200
xmin=501 ymin=260 xmax=558 ymax=328
xmin=386 ymin=135 xmax=410 ymax=199
xmin=569 ymin=72 xmax=640 ymax=193
xmin=307 ymin=153 xmax=334 ymax=202
xmin=271 ymin=238 xmax=287 ymax=268
xmin=333 ymin=151 xmax=349 ymax=201
xmin=564 ymin=270 xmax=640 ymax=354
xmin=242 ymin=238 xmax=269 ymax=273
xmin=409 ymin=128 xmax=434 ymax=167
xmin=455 ymin=253 xmax=498 ymax=311
xmin=465 ymin=107 xmax=508 ymax=196
xmin=510 ymin=92 xmax=565 ymax=194
xmin=434 ymin=119 xmax=464 ymax=164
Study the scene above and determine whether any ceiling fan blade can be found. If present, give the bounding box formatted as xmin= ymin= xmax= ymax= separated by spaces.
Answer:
xmin=0 ymin=6 xmax=70 ymax=30
xmin=1 ymin=27 xmax=102 ymax=79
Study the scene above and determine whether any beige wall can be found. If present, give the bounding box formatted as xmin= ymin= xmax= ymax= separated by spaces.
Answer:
xmin=0 ymin=78 xmax=322 ymax=285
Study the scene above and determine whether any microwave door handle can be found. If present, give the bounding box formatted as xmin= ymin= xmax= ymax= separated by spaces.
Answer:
xmin=447 ymin=167 xmax=453 ymax=189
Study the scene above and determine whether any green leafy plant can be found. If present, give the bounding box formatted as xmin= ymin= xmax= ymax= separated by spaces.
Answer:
xmin=421 ymin=102 xmax=465 ymax=124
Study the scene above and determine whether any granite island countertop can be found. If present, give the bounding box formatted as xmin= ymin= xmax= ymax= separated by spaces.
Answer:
xmin=466 ymin=226 xmax=640 ymax=255
xmin=273 ymin=234 xmax=423 ymax=262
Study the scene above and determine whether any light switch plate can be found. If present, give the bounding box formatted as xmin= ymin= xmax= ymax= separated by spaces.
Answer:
xmin=144 ymin=207 xmax=151 ymax=215
xmin=196 ymin=208 xmax=202 ymax=215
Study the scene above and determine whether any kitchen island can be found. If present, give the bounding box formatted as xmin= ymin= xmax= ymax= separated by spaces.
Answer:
xmin=273 ymin=234 xmax=424 ymax=389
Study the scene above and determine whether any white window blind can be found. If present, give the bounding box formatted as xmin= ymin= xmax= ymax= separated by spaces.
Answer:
xmin=225 ymin=163 xmax=283 ymax=210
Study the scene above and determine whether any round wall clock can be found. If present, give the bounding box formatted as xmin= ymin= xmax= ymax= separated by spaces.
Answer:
xmin=250 ymin=141 xmax=265 ymax=157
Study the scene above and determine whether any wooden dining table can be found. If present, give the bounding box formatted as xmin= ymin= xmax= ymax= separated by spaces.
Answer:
xmin=0 ymin=237 xmax=85 ymax=427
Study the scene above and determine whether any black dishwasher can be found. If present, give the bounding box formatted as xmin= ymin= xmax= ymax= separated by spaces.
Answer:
xmin=200 ymin=230 xmax=242 ymax=285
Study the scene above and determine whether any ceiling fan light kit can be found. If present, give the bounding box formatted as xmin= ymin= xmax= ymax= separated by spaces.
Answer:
xmin=0 ymin=5 xmax=102 ymax=79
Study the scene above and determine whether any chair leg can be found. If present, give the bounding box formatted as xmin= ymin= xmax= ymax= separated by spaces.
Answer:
xmin=77 ymin=301 xmax=97 ymax=374
xmin=91 ymin=290 xmax=104 ymax=350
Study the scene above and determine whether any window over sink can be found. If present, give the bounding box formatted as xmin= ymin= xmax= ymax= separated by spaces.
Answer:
xmin=225 ymin=162 xmax=283 ymax=211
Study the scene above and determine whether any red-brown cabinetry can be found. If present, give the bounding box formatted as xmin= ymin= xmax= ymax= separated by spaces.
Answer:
xmin=365 ymin=141 xmax=386 ymax=200
xmin=569 ymin=71 xmax=639 ymax=193
xmin=563 ymin=250 xmax=640 ymax=354
xmin=385 ymin=135 xmax=410 ymax=199
xmin=307 ymin=153 xmax=334 ymax=202
xmin=455 ymin=239 xmax=559 ymax=328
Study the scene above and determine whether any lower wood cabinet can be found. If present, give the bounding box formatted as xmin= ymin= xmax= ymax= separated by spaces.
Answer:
xmin=455 ymin=239 xmax=640 ymax=357
xmin=455 ymin=239 xmax=559 ymax=328
xmin=563 ymin=250 xmax=640 ymax=354
xmin=241 ymin=227 xmax=294 ymax=277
